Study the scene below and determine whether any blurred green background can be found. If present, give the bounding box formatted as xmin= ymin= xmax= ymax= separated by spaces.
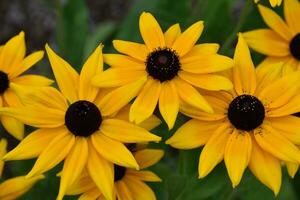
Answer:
xmin=0 ymin=0 xmax=299 ymax=199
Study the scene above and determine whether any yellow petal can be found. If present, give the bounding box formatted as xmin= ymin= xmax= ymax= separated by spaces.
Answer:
xmin=26 ymin=131 xmax=75 ymax=178
xmin=92 ymin=68 xmax=147 ymax=87
xmin=286 ymin=162 xmax=299 ymax=178
xmin=3 ymin=88 xmax=22 ymax=107
xmin=0 ymin=175 xmax=44 ymax=200
xmin=249 ymin=140 xmax=281 ymax=195
xmin=10 ymin=51 xmax=44 ymax=78
xmin=164 ymin=24 xmax=181 ymax=47
xmin=100 ymin=119 xmax=161 ymax=143
xmin=65 ymin=172 xmax=95 ymax=195
xmin=258 ymin=5 xmax=292 ymax=40
xmin=174 ymin=77 xmax=213 ymax=113
xmin=87 ymin=141 xmax=114 ymax=200
xmin=124 ymin=176 xmax=156 ymax=200
xmin=181 ymin=54 xmax=233 ymax=74
xmin=4 ymin=127 xmax=65 ymax=161
xmin=284 ymin=0 xmax=300 ymax=34
xmin=166 ymin=119 xmax=219 ymax=149
xmin=139 ymin=12 xmax=165 ymax=50
xmin=224 ymin=130 xmax=252 ymax=187
xmin=11 ymin=75 xmax=53 ymax=86
xmin=254 ymin=125 xmax=300 ymax=163
xmin=91 ymin=132 xmax=139 ymax=169
xmin=243 ymin=29 xmax=290 ymax=56
xmin=130 ymin=78 xmax=161 ymax=124
xmin=0 ymin=32 xmax=25 ymax=74
xmin=182 ymin=43 xmax=220 ymax=58
xmin=45 ymin=44 xmax=79 ymax=103
xmin=232 ymin=34 xmax=256 ymax=95
xmin=1 ymin=115 xmax=24 ymax=140
xmin=113 ymin=40 xmax=149 ymax=61
xmin=172 ymin=21 xmax=204 ymax=57
xmin=266 ymin=94 xmax=300 ymax=117
xmin=134 ymin=149 xmax=164 ymax=169
xmin=159 ymin=81 xmax=179 ymax=129
xmin=0 ymin=138 xmax=7 ymax=177
xmin=199 ymin=123 xmax=232 ymax=178
xmin=79 ymin=188 xmax=102 ymax=200
xmin=104 ymin=54 xmax=144 ymax=70
xmin=79 ymin=45 xmax=104 ymax=101
xmin=57 ymin=137 xmax=88 ymax=200
xmin=97 ymin=76 xmax=146 ymax=117
xmin=179 ymin=71 xmax=233 ymax=91
xmin=115 ymin=180 xmax=133 ymax=200
xmin=127 ymin=170 xmax=161 ymax=182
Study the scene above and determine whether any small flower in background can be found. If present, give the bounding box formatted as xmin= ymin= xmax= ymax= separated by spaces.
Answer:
xmin=0 ymin=32 xmax=52 ymax=140
xmin=167 ymin=34 xmax=300 ymax=194
xmin=254 ymin=0 xmax=283 ymax=7
xmin=0 ymin=45 xmax=161 ymax=200
xmin=244 ymin=0 xmax=300 ymax=75
xmin=92 ymin=12 xmax=234 ymax=130
xmin=0 ymin=175 xmax=44 ymax=200
xmin=66 ymin=147 xmax=164 ymax=200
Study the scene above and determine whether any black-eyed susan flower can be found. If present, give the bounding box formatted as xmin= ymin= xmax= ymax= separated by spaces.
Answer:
xmin=254 ymin=0 xmax=282 ymax=7
xmin=66 ymin=148 xmax=164 ymax=200
xmin=0 ymin=175 xmax=44 ymax=200
xmin=0 ymin=45 xmax=161 ymax=200
xmin=0 ymin=32 xmax=51 ymax=140
xmin=166 ymin=34 xmax=300 ymax=194
xmin=244 ymin=0 xmax=300 ymax=74
xmin=92 ymin=12 xmax=234 ymax=129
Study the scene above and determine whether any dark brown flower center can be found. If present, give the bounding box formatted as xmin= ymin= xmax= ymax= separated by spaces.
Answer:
xmin=0 ymin=71 xmax=9 ymax=94
xmin=227 ymin=95 xmax=265 ymax=131
xmin=146 ymin=48 xmax=180 ymax=82
xmin=65 ymin=100 xmax=102 ymax=137
xmin=290 ymin=33 xmax=300 ymax=60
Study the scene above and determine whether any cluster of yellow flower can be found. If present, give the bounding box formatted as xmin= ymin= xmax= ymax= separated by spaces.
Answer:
xmin=0 ymin=0 xmax=299 ymax=199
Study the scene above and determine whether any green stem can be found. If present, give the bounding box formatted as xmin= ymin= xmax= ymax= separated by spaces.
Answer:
xmin=220 ymin=0 xmax=253 ymax=54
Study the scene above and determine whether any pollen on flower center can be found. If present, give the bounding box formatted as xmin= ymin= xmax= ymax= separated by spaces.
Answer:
xmin=114 ymin=164 xmax=126 ymax=182
xmin=65 ymin=100 xmax=102 ymax=137
xmin=0 ymin=71 xmax=9 ymax=94
xmin=146 ymin=47 xmax=181 ymax=82
xmin=290 ymin=33 xmax=300 ymax=60
xmin=227 ymin=95 xmax=265 ymax=131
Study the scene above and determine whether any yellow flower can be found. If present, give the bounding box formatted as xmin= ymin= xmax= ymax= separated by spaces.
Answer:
xmin=92 ymin=12 xmax=234 ymax=129
xmin=0 ymin=175 xmax=44 ymax=200
xmin=244 ymin=0 xmax=300 ymax=74
xmin=0 ymin=32 xmax=51 ymax=140
xmin=66 ymin=148 xmax=164 ymax=200
xmin=254 ymin=0 xmax=283 ymax=7
xmin=0 ymin=45 xmax=161 ymax=200
xmin=166 ymin=34 xmax=300 ymax=195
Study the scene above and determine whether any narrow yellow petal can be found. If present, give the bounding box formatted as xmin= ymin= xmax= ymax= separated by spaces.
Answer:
xmin=284 ymin=0 xmax=300 ymax=34
xmin=224 ymin=130 xmax=252 ymax=187
xmin=0 ymin=139 xmax=7 ymax=177
xmin=0 ymin=175 xmax=44 ymax=200
xmin=65 ymin=172 xmax=95 ymax=195
xmin=79 ymin=188 xmax=102 ymax=200
xmin=286 ymin=162 xmax=299 ymax=178
xmin=139 ymin=12 xmax=165 ymax=51
xmin=79 ymin=45 xmax=103 ymax=101
xmin=134 ymin=149 xmax=164 ymax=169
xmin=166 ymin=119 xmax=219 ymax=149
xmin=266 ymin=94 xmax=300 ymax=117
xmin=232 ymin=34 xmax=256 ymax=95
xmin=97 ymin=76 xmax=146 ymax=117
xmin=11 ymin=75 xmax=53 ymax=86
xmin=27 ymin=131 xmax=75 ymax=178
xmin=199 ymin=123 xmax=232 ymax=178
xmin=159 ymin=81 xmax=179 ymax=129
xmin=130 ymin=78 xmax=161 ymax=124
xmin=87 ymin=142 xmax=114 ymax=200
xmin=127 ymin=170 xmax=161 ymax=182
xmin=172 ymin=21 xmax=204 ymax=57
xmin=91 ymin=132 xmax=139 ymax=169
xmin=115 ymin=180 xmax=133 ymax=200
xmin=124 ymin=177 xmax=156 ymax=200
xmin=104 ymin=54 xmax=144 ymax=70
xmin=1 ymin=116 xmax=24 ymax=140
xmin=100 ymin=119 xmax=161 ymax=143
xmin=249 ymin=140 xmax=281 ymax=195
xmin=182 ymin=43 xmax=220 ymax=58
xmin=3 ymin=88 xmax=22 ymax=107
xmin=4 ymin=127 xmax=65 ymax=161
xmin=45 ymin=44 xmax=79 ymax=103
xmin=113 ymin=40 xmax=149 ymax=61
xmin=258 ymin=4 xmax=292 ymax=40
xmin=164 ymin=24 xmax=181 ymax=47
xmin=57 ymin=137 xmax=88 ymax=200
